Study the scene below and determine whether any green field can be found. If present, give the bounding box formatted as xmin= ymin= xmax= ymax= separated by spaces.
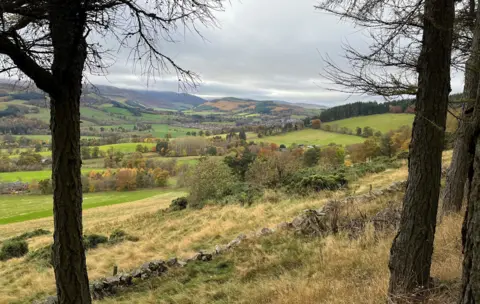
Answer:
xmin=324 ymin=113 xmax=414 ymax=133
xmin=0 ymin=189 xmax=179 ymax=224
xmin=264 ymin=129 xmax=364 ymax=146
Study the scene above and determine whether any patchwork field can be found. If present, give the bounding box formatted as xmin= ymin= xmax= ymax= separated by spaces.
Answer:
xmin=324 ymin=113 xmax=414 ymax=133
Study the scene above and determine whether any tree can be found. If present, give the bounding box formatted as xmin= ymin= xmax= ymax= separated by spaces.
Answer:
xmin=239 ymin=129 xmax=247 ymax=141
xmin=362 ymin=126 xmax=374 ymax=138
xmin=80 ymin=146 xmax=91 ymax=160
xmin=443 ymin=1 xmax=480 ymax=213
xmin=303 ymin=148 xmax=319 ymax=167
xmin=356 ymin=127 xmax=362 ymax=136
xmin=458 ymin=2 xmax=480 ymax=300
xmin=388 ymin=0 xmax=455 ymax=299
xmin=311 ymin=119 xmax=322 ymax=129
xmin=380 ymin=132 xmax=396 ymax=158
xmin=317 ymin=0 xmax=455 ymax=299
xmin=0 ymin=2 xmax=225 ymax=302
xmin=91 ymin=146 xmax=99 ymax=159
xmin=34 ymin=143 xmax=42 ymax=152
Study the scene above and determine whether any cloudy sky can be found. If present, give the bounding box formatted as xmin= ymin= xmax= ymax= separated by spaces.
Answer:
xmin=87 ymin=0 xmax=465 ymax=106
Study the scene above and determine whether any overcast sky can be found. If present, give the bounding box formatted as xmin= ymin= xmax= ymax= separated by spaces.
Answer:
xmin=86 ymin=0 xmax=465 ymax=106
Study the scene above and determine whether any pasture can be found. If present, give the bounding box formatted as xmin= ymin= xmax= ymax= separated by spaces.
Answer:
xmin=324 ymin=113 xmax=414 ymax=133
xmin=0 ymin=188 xmax=176 ymax=225
xmin=264 ymin=129 xmax=364 ymax=146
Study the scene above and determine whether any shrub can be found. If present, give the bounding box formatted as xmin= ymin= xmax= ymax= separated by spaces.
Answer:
xmin=108 ymin=229 xmax=139 ymax=244
xmin=38 ymin=179 xmax=53 ymax=195
xmin=284 ymin=168 xmax=347 ymax=194
xmin=0 ymin=240 xmax=29 ymax=261
xmin=83 ymin=234 xmax=108 ymax=249
xmin=303 ymin=148 xmax=319 ymax=167
xmin=26 ymin=245 xmax=53 ymax=267
xmin=10 ymin=229 xmax=50 ymax=242
xmin=188 ymin=158 xmax=236 ymax=208
xmin=169 ymin=197 xmax=188 ymax=211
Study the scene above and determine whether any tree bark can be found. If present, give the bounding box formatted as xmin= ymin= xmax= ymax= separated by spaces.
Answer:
xmin=459 ymin=136 xmax=480 ymax=303
xmin=48 ymin=1 xmax=91 ymax=303
xmin=443 ymin=1 xmax=480 ymax=213
xmin=387 ymin=0 xmax=455 ymax=301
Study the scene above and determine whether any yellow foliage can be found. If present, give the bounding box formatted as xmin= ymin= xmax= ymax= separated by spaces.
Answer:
xmin=344 ymin=159 xmax=352 ymax=167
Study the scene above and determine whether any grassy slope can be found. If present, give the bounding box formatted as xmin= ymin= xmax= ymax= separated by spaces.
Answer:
xmin=0 ymin=152 xmax=460 ymax=303
xmin=324 ymin=113 xmax=414 ymax=133
xmin=264 ymin=129 xmax=364 ymax=146
xmin=0 ymin=188 xmax=177 ymax=225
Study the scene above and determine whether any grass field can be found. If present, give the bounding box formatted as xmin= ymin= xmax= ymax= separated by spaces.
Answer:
xmin=0 ymin=188 xmax=178 ymax=225
xmin=0 ymin=155 xmax=461 ymax=303
xmin=324 ymin=113 xmax=414 ymax=133
xmin=264 ymin=129 xmax=364 ymax=146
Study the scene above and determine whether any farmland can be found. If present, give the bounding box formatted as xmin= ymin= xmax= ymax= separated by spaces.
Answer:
xmin=0 ymin=188 xmax=181 ymax=225
xmin=324 ymin=113 xmax=414 ymax=133
xmin=264 ymin=129 xmax=364 ymax=146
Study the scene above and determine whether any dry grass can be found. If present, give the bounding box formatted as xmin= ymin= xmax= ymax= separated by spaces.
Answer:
xmin=0 ymin=152 xmax=463 ymax=303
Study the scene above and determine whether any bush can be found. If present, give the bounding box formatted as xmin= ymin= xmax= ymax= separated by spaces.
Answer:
xmin=10 ymin=229 xmax=50 ymax=242
xmin=283 ymin=168 xmax=347 ymax=194
xmin=38 ymin=179 xmax=53 ymax=195
xmin=26 ymin=245 xmax=53 ymax=267
xmin=169 ymin=197 xmax=188 ymax=211
xmin=83 ymin=234 xmax=108 ymax=249
xmin=108 ymin=229 xmax=139 ymax=244
xmin=0 ymin=240 xmax=29 ymax=261
xmin=188 ymin=158 xmax=236 ymax=208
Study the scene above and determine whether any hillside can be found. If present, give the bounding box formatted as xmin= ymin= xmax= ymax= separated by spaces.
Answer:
xmin=324 ymin=114 xmax=414 ymax=133
xmin=0 ymin=152 xmax=461 ymax=304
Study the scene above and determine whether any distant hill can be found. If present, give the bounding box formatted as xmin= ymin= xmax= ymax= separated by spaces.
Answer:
xmin=89 ymin=85 xmax=206 ymax=110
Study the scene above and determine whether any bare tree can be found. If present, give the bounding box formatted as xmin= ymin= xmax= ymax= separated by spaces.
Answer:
xmin=0 ymin=1 xmax=225 ymax=303
xmin=316 ymin=0 xmax=455 ymax=300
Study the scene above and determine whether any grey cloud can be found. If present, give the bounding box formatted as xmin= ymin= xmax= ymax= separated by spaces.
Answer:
xmin=87 ymin=0 xmax=462 ymax=106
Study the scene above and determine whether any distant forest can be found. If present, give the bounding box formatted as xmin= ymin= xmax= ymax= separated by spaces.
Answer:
xmin=319 ymin=99 xmax=415 ymax=122
xmin=319 ymin=93 xmax=464 ymax=122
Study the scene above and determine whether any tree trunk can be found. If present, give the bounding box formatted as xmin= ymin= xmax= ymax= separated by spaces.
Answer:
xmin=387 ymin=0 xmax=455 ymax=301
xmin=48 ymin=1 xmax=91 ymax=303
xmin=443 ymin=1 xmax=480 ymax=213
xmin=459 ymin=136 xmax=480 ymax=303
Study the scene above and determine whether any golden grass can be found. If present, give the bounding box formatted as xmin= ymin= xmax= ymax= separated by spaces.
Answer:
xmin=0 ymin=152 xmax=463 ymax=303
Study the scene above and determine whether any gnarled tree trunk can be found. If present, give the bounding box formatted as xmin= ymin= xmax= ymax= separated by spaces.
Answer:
xmin=459 ymin=135 xmax=480 ymax=303
xmin=49 ymin=1 xmax=91 ymax=303
xmin=387 ymin=0 xmax=455 ymax=300
xmin=443 ymin=1 xmax=480 ymax=214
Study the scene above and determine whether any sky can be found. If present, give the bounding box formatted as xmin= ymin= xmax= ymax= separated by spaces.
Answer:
xmin=86 ymin=0 xmax=465 ymax=106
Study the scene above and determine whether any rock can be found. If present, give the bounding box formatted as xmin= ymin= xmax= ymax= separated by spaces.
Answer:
xmin=215 ymin=245 xmax=226 ymax=254
xmin=201 ymin=253 xmax=213 ymax=261
xmin=292 ymin=209 xmax=329 ymax=237
xmin=257 ymin=227 xmax=273 ymax=237
xmin=275 ymin=222 xmax=292 ymax=230
xmin=226 ymin=233 xmax=247 ymax=249
xmin=131 ymin=268 xmax=142 ymax=278
xmin=178 ymin=260 xmax=187 ymax=267
xmin=167 ymin=257 xmax=178 ymax=267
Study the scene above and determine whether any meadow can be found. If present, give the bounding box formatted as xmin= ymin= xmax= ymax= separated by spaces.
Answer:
xmin=324 ymin=113 xmax=414 ymax=133
xmin=264 ymin=129 xmax=364 ymax=146
xmin=0 ymin=188 xmax=178 ymax=225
